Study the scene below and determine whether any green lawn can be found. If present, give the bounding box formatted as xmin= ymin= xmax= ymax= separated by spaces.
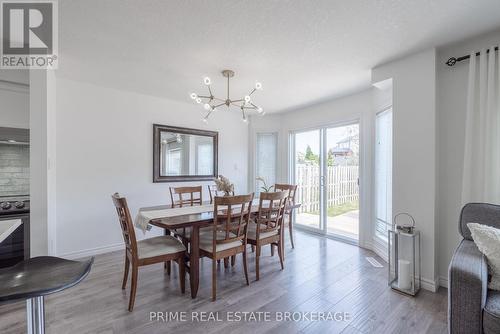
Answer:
xmin=309 ymin=201 xmax=359 ymax=217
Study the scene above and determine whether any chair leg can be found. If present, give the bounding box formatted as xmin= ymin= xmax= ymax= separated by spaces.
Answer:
xmin=255 ymin=245 xmax=261 ymax=281
xmin=231 ymin=255 xmax=236 ymax=267
xmin=212 ymin=258 xmax=217 ymax=301
xmin=122 ymin=256 xmax=130 ymax=290
xmin=288 ymin=212 xmax=295 ymax=249
xmin=179 ymin=256 xmax=185 ymax=294
xmin=165 ymin=261 xmax=171 ymax=275
xmin=224 ymin=257 xmax=229 ymax=268
xmin=128 ymin=266 xmax=138 ymax=312
xmin=270 ymin=244 xmax=274 ymax=256
xmin=277 ymin=241 xmax=284 ymax=270
xmin=251 ymin=245 xmax=255 ymax=253
xmin=243 ymin=250 xmax=249 ymax=286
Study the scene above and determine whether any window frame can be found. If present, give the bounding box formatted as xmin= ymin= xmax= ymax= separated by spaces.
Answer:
xmin=374 ymin=106 xmax=393 ymax=241
xmin=254 ymin=132 xmax=279 ymax=195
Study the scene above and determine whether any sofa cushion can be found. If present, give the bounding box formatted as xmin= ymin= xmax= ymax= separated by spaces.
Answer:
xmin=468 ymin=223 xmax=500 ymax=291
xmin=484 ymin=290 xmax=500 ymax=334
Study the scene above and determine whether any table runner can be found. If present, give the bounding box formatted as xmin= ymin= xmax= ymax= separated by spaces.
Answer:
xmin=135 ymin=204 xmax=214 ymax=233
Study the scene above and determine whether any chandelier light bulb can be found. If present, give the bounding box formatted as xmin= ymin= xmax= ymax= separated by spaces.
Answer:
xmin=242 ymin=117 xmax=248 ymax=123
xmin=190 ymin=92 xmax=197 ymax=100
xmin=203 ymin=77 xmax=211 ymax=85
xmin=196 ymin=98 xmax=202 ymax=104
xmin=202 ymin=116 xmax=208 ymax=124
xmin=255 ymin=82 xmax=262 ymax=90
xmin=204 ymin=103 xmax=211 ymax=111
xmin=244 ymin=95 xmax=251 ymax=103
xmin=257 ymin=107 xmax=263 ymax=114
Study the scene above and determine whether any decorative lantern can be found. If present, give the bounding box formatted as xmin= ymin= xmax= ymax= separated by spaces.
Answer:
xmin=388 ymin=213 xmax=421 ymax=296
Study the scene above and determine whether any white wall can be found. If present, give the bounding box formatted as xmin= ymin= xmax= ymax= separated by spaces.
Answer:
xmin=0 ymin=70 xmax=29 ymax=129
xmin=436 ymin=28 xmax=500 ymax=287
xmin=372 ymin=49 xmax=438 ymax=291
xmin=29 ymin=70 xmax=56 ymax=256
xmin=55 ymin=78 xmax=249 ymax=258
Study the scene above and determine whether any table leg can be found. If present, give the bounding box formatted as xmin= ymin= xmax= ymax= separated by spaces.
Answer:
xmin=164 ymin=228 xmax=171 ymax=272
xmin=190 ymin=225 xmax=200 ymax=298
xmin=27 ymin=296 xmax=45 ymax=334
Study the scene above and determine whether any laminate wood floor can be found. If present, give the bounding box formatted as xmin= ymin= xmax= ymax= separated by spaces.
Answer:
xmin=0 ymin=231 xmax=448 ymax=334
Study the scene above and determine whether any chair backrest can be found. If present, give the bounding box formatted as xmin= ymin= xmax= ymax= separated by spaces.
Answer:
xmin=208 ymin=184 xmax=234 ymax=203
xmin=459 ymin=202 xmax=500 ymax=240
xmin=256 ymin=191 xmax=289 ymax=235
xmin=169 ymin=186 xmax=203 ymax=208
xmin=111 ymin=193 xmax=138 ymax=258
xmin=212 ymin=193 xmax=254 ymax=250
xmin=274 ymin=184 xmax=297 ymax=203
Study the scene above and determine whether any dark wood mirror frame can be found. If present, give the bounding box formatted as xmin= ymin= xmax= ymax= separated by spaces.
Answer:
xmin=153 ymin=124 xmax=218 ymax=182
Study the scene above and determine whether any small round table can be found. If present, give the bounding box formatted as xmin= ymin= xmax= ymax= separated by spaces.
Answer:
xmin=0 ymin=256 xmax=93 ymax=334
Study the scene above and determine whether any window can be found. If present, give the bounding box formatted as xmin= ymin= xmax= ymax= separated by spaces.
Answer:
xmin=375 ymin=108 xmax=393 ymax=239
xmin=167 ymin=148 xmax=181 ymax=175
xmin=255 ymin=133 xmax=277 ymax=194
xmin=196 ymin=143 xmax=213 ymax=175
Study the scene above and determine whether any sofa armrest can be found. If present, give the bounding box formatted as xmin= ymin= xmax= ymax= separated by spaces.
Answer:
xmin=448 ymin=239 xmax=488 ymax=334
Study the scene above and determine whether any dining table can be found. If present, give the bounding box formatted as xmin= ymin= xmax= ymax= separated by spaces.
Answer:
xmin=135 ymin=200 xmax=301 ymax=298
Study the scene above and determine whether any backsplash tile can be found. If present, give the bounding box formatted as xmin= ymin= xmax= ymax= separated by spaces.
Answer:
xmin=0 ymin=143 xmax=29 ymax=197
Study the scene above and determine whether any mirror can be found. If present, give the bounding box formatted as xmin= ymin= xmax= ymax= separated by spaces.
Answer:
xmin=153 ymin=124 xmax=218 ymax=182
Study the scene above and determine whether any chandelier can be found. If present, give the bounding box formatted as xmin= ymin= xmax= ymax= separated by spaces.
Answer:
xmin=190 ymin=69 xmax=264 ymax=123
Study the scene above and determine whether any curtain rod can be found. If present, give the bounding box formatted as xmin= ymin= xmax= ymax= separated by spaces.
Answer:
xmin=446 ymin=46 xmax=499 ymax=66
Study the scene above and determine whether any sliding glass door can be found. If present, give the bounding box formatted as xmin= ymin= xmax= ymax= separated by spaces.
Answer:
xmin=325 ymin=124 xmax=359 ymax=240
xmin=292 ymin=122 xmax=360 ymax=241
xmin=293 ymin=129 xmax=321 ymax=230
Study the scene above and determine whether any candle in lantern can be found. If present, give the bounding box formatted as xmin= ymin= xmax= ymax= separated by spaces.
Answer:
xmin=398 ymin=259 xmax=411 ymax=290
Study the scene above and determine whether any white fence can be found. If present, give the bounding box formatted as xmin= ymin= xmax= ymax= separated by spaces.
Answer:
xmin=295 ymin=165 xmax=359 ymax=213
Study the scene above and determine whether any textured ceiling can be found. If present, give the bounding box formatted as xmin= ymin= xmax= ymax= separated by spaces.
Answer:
xmin=58 ymin=0 xmax=500 ymax=113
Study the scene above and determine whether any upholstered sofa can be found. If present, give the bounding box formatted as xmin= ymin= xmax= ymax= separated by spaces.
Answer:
xmin=448 ymin=203 xmax=500 ymax=333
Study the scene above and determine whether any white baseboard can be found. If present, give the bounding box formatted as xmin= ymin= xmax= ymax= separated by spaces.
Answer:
xmin=420 ymin=277 xmax=439 ymax=292
xmin=58 ymin=242 xmax=124 ymax=260
xmin=439 ymin=276 xmax=448 ymax=288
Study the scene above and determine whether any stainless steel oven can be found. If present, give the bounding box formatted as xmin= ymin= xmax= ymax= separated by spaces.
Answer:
xmin=0 ymin=195 xmax=30 ymax=268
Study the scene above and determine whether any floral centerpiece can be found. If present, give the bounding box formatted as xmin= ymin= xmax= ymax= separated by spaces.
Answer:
xmin=214 ymin=175 xmax=234 ymax=196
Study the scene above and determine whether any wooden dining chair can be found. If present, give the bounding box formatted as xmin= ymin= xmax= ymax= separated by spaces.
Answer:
xmin=274 ymin=184 xmax=298 ymax=249
xmin=169 ymin=186 xmax=203 ymax=208
xmin=199 ymin=193 xmax=254 ymax=301
xmin=168 ymin=186 xmax=203 ymax=252
xmin=207 ymin=184 xmax=237 ymax=268
xmin=247 ymin=191 xmax=288 ymax=281
xmin=111 ymin=193 xmax=186 ymax=311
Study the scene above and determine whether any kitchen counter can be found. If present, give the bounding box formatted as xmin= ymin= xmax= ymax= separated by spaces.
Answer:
xmin=0 ymin=219 xmax=22 ymax=244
